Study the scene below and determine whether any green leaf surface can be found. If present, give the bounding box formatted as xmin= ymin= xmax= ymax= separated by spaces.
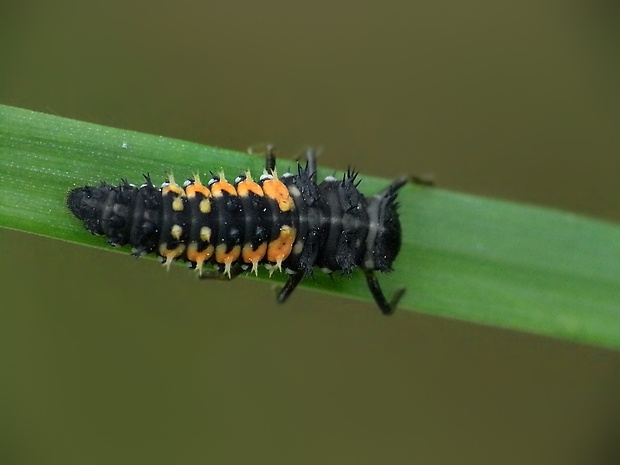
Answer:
xmin=1 ymin=104 xmax=620 ymax=349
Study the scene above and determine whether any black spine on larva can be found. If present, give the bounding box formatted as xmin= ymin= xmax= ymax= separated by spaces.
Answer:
xmin=67 ymin=178 xmax=162 ymax=254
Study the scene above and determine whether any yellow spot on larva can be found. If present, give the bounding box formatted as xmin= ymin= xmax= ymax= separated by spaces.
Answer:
xmin=200 ymin=226 xmax=212 ymax=243
xmin=199 ymin=198 xmax=211 ymax=213
xmin=171 ymin=224 xmax=183 ymax=240
xmin=172 ymin=196 xmax=184 ymax=211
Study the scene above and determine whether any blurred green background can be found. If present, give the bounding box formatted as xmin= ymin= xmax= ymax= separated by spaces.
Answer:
xmin=1 ymin=1 xmax=620 ymax=464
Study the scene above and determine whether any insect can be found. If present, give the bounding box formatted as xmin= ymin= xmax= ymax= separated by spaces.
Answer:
xmin=67 ymin=149 xmax=407 ymax=314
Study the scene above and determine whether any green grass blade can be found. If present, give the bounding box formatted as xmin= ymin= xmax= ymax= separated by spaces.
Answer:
xmin=1 ymin=104 xmax=620 ymax=349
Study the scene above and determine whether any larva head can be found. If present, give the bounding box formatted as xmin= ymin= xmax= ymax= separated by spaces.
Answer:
xmin=365 ymin=177 xmax=407 ymax=272
xmin=67 ymin=180 xmax=142 ymax=246
xmin=67 ymin=185 xmax=109 ymax=235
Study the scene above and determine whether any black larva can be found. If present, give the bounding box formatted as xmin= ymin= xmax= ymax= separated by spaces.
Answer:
xmin=67 ymin=149 xmax=407 ymax=314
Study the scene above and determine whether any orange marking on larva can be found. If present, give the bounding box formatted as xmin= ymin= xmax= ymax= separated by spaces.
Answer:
xmin=267 ymin=225 xmax=296 ymax=271
xmin=163 ymin=185 xmax=184 ymax=196
xmin=242 ymin=242 xmax=268 ymax=275
xmin=211 ymin=180 xmax=237 ymax=197
xmin=262 ymin=178 xmax=294 ymax=211
xmin=187 ymin=242 xmax=214 ymax=276
xmin=185 ymin=175 xmax=211 ymax=198
xmin=162 ymin=175 xmax=185 ymax=196
xmin=158 ymin=243 xmax=186 ymax=270
xmin=215 ymin=243 xmax=241 ymax=263
xmin=215 ymin=243 xmax=241 ymax=278
xmin=237 ymin=178 xmax=264 ymax=197
xmin=210 ymin=173 xmax=237 ymax=197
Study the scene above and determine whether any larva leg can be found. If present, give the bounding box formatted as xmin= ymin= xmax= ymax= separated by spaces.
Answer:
xmin=363 ymin=269 xmax=405 ymax=315
xmin=265 ymin=144 xmax=277 ymax=174
xmin=198 ymin=263 xmax=244 ymax=280
xmin=246 ymin=143 xmax=277 ymax=173
xmin=276 ymin=270 xmax=306 ymax=304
